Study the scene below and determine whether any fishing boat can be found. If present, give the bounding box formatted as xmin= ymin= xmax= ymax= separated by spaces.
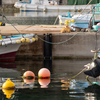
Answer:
xmin=58 ymin=12 xmax=93 ymax=29
xmin=14 ymin=0 xmax=95 ymax=12
xmin=0 ymin=33 xmax=36 ymax=61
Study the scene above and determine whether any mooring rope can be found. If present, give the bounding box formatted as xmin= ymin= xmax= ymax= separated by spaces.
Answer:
xmin=68 ymin=67 xmax=87 ymax=80
xmin=0 ymin=13 xmax=25 ymax=38
xmin=0 ymin=13 xmax=81 ymax=45
xmin=38 ymin=32 xmax=80 ymax=45
xmin=2 ymin=15 xmax=22 ymax=35
xmin=54 ymin=15 xmax=59 ymax=25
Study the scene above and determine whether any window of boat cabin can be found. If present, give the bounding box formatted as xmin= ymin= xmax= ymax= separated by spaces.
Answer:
xmin=19 ymin=0 xmax=31 ymax=3
xmin=48 ymin=0 xmax=58 ymax=5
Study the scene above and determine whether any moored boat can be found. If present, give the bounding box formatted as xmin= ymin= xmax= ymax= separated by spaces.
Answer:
xmin=58 ymin=12 xmax=93 ymax=30
xmin=0 ymin=33 xmax=37 ymax=61
xmin=14 ymin=0 xmax=95 ymax=12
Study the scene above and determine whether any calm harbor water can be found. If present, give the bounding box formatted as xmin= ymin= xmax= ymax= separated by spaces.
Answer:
xmin=0 ymin=59 xmax=100 ymax=100
xmin=0 ymin=11 xmax=89 ymax=25
xmin=0 ymin=11 xmax=100 ymax=100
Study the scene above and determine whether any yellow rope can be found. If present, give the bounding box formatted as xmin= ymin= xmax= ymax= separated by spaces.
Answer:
xmin=68 ymin=67 xmax=87 ymax=80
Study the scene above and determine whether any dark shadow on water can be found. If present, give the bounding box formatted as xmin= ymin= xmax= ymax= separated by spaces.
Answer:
xmin=44 ymin=59 xmax=52 ymax=74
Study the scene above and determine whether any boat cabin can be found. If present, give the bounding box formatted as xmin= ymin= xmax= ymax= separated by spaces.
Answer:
xmin=18 ymin=0 xmax=64 ymax=5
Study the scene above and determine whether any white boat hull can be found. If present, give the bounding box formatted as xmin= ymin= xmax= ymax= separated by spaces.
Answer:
xmin=0 ymin=44 xmax=21 ymax=61
xmin=0 ymin=43 xmax=21 ymax=55
xmin=14 ymin=2 xmax=96 ymax=12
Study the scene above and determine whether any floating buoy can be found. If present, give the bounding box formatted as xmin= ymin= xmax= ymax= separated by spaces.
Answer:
xmin=25 ymin=38 xmax=30 ymax=43
xmin=30 ymin=39 xmax=33 ymax=43
xmin=16 ymin=40 xmax=21 ymax=44
xmin=23 ymin=78 xmax=35 ymax=84
xmin=0 ymin=35 xmax=2 ymax=39
xmin=32 ymin=38 xmax=36 ymax=42
xmin=38 ymin=68 xmax=50 ymax=79
xmin=0 ymin=22 xmax=2 ymax=26
xmin=12 ymin=40 xmax=16 ymax=44
xmin=23 ymin=71 xmax=35 ymax=79
xmin=20 ymin=38 xmax=25 ymax=43
xmin=2 ymin=89 xmax=15 ymax=99
xmin=65 ymin=20 xmax=69 ymax=25
xmin=78 ymin=9 xmax=81 ymax=12
xmin=35 ymin=35 xmax=38 ymax=41
xmin=71 ymin=19 xmax=75 ymax=22
xmin=38 ymin=79 xmax=50 ymax=88
xmin=2 ymin=79 xmax=15 ymax=89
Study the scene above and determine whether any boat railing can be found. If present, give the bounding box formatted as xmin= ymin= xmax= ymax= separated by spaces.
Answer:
xmin=0 ymin=34 xmax=35 ymax=42
xmin=93 ymin=5 xmax=100 ymax=25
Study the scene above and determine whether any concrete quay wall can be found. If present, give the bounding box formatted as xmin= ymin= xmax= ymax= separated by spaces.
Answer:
xmin=16 ymin=32 xmax=99 ymax=60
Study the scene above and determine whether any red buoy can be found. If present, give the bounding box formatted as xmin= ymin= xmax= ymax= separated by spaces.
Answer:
xmin=23 ymin=71 xmax=35 ymax=79
xmin=38 ymin=68 xmax=50 ymax=78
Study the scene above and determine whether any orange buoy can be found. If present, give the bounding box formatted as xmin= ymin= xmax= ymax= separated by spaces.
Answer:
xmin=38 ymin=79 xmax=50 ymax=88
xmin=23 ymin=78 xmax=35 ymax=84
xmin=23 ymin=71 xmax=35 ymax=79
xmin=38 ymin=68 xmax=50 ymax=78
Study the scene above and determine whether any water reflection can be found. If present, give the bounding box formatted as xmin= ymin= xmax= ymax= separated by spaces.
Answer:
xmin=23 ymin=78 xmax=35 ymax=84
xmin=0 ymin=59 xmax=100 ymax=100
xmin=84 ymin=84 xmax=100 ymax=100
xmin=0 ymin=62 xmax=20 ymax=78
xmin=0 ymin=11 xmax=90 ymax=26
xmin=14 ymin=11 xmax=73 ymax=17
xmin=44 ymin=59 xmax=52 ymax=74
xmin=0 ymin=62 xmax=16 ymax=69
xmin=1 ymin=11 xmax=88 ymax=17
xmin=14 ymin=11 xmax=88 ymax=17
xmin=38 ymin=79 xmax=50 ymax=88
xmin=2 ymin=89 xmax=15 ymax=99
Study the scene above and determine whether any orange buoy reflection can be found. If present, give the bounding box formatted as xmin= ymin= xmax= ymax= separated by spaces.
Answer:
xmin=38 ymin=78 xmax=50 ymax=88
xmin=38 ymin=68 xmax=50 ymax=78
xmin=23 ymin=78 xmax=35 ymax=84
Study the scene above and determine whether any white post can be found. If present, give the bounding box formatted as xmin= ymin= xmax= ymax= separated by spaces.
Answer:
xmin=31 ymin=0 xmax=39 ymax=4
xmin=43 ymin=0 xmax=49 ymax=5
xmin=24 ymin=4 xmax=26 ymax=11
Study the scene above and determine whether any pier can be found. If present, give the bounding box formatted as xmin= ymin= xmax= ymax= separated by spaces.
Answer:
xmin=0 ymin=25 xmax=99 ymax=60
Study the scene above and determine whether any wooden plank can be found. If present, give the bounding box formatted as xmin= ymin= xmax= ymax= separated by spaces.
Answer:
xmin=0 ymin=25 xmax=64 ymax=35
